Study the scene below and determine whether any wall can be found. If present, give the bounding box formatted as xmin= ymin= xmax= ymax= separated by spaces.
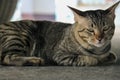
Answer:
xmin=21 ymin=0 xmax=55 ymax=14
xmin=20 ymin=0 xmax=55 ymax=20
xmin=33 ymin=0 xmax=55 ymax=14
xmin=21 ymin=0 xmax=34 ymax=14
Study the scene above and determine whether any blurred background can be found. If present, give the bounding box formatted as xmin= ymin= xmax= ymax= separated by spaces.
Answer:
xmin=0 ymin=0 xmax=120 ymax=26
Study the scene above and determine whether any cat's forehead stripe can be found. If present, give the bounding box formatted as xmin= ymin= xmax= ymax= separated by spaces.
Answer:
xmin=86 ymin=10 xmax=105 ymax=27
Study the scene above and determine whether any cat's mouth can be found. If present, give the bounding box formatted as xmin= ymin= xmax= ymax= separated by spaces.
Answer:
xmin=93 ymin=42 xmax=105 ymax=47
xmin=88 ymin=40 xmax=105 ymax=47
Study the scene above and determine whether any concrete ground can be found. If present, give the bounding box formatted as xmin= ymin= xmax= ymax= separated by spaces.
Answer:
xmin=0 ymin=27 xmax=120 ymax=80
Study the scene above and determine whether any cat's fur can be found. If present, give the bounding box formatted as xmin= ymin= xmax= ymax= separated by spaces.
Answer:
xmin=0 ymin=1 xmax=119 ymax=66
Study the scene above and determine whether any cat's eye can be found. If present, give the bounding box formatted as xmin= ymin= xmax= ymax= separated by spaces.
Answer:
xmin=103 ymin=26 xmax=109 ymax=31
xmin=87 ymin=29 xmax=94 ymax=33
xmin=91 ymin=24 xmax=94 ymax=28
xmin=103 ymin=22 xmax=105 ymax=26
xmin=78 ymin=29 xmax=85 ymax=32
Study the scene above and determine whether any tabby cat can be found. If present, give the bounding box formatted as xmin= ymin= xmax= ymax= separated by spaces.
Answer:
xmin=0 ymin=1 xmax=119 ymax=66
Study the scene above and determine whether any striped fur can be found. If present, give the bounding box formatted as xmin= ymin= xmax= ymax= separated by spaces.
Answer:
xmin=0 ymin=2 xmax=119 ymax=66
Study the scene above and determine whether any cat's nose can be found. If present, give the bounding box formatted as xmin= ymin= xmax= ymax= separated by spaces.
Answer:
xmin=95 ymin=32 xmax=104 ymax=42
xmin=97 ymin=37 xmax=102 ymax=42
xmin=96 ymin=36 xmax=102 ymax=42
xmin=95 ymin=34 xmax=103 ymax=42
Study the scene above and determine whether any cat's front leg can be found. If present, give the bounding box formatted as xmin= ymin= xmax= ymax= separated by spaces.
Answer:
xmin=77 ymin=55 xmax=98 ymax=66
xmin=53 ymin=53 xmax=98 ymax=66
xmin=2 ymin=54 xmax=44 ymax=66
xmin=98 ymin=52 xmax=117 ymax=64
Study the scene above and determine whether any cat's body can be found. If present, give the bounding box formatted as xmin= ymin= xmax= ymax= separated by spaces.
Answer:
xmin=0 ymin=1 xmax=119 ymax=66
xmin=0 ymin=20 xmax=115 ymax=66
xmin=0 ymin=20 xmax=72 ymax=65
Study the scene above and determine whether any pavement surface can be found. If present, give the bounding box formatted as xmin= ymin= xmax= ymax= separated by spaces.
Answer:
xmin=0 ymin=28 xmax=120 ymax=80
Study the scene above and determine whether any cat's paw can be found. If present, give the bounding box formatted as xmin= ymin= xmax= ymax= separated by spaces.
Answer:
xmin=100 ymin=52 xmax=117 ymax=64
xmin=24 ymin=57 xmax=44 ymax=66
xmin=77 ymin=55 xmax=98 ymax=66
xmin=53 ymin=54 xmax=98 ymax=66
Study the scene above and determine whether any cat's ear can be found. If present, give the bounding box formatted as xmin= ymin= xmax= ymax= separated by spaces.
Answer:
xmin=68 ymin=6 xmax=87 ymax=23
xmin=105 ymin=1 xmax=120 ymax=19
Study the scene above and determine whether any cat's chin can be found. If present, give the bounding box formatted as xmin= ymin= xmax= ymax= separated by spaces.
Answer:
xmin=88 ymin=40 xmax=106 ymax=48
xmin=89 ymin=42 xmax=105 ymax=48
xmin=93 ymin=43 xmax=105 ymax=47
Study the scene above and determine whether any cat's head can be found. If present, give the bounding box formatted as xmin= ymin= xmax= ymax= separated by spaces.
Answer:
xmin=69 ymin=1 xmax=120 ymax=47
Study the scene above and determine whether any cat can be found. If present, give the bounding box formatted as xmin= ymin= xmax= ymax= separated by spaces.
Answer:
xmin=0 ymin=1 xmax=119 ymax=66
